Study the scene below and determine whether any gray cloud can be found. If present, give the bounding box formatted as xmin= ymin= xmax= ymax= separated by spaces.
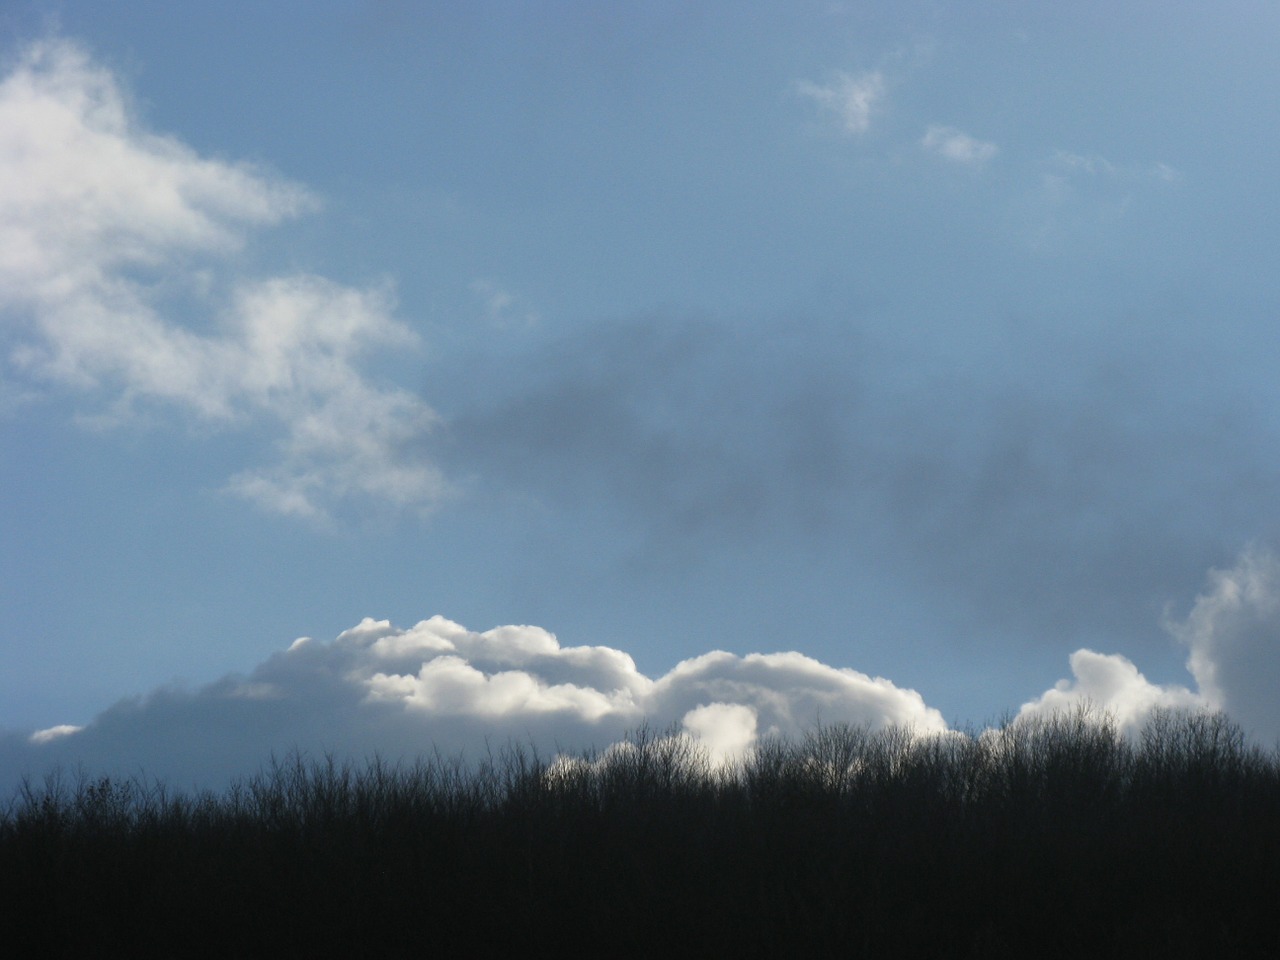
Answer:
xmin=1166 ymin=545 xmax=1280 ymax=743
xmin=437 ymin=312 xmax=1280 ymax=653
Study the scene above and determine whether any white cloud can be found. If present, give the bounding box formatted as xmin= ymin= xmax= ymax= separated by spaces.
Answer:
xmin=647 ymin=649 xmax=946 ymax=737
xmin=0 ymin=38 xmax=444 ymax=519
xmin=0 ymin=40 xmax=311 ymax=297
xmin=28 ymin=724 xmax=83 ymax=745
xmin=7 ymin=549 xmax=1280 ymax=793
xmin=921 ymin=125 xmax=998 ymax=165
xmin=681 ymin=702 xmax=758 ymax=768
xmin=1016 ymin=649 xmax=1202 ymax=734
xmin=795 ymin=70 xmax=884 ymax=135
xmin=1 ymin=614 xmax=946 ymax=794
xmin=1018 ymin=546 xmax=1280 ymax=744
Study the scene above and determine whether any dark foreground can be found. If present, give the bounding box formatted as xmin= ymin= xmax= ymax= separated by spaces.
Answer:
xmin=3 ymin=708 xmax=1278 ymax=958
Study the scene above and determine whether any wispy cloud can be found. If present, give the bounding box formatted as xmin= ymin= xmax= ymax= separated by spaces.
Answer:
xmin=795 ymin=70 xmax=884 ymax=135
xmin=0 ymin=39 xmax=444 ymax=519
xmin=921 ymin=124 xmax=998 ymax=165
xmin=471 ymin=278 xmax=540 ymax=328
xmin=1053 ymin=151 xmax=1181 ymax=183
xmin=1027 ymin=151 xmax=1183 ymax=247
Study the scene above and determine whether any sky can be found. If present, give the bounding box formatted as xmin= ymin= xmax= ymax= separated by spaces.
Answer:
xmin=3 ymin=1 xmax=1280 ymax=792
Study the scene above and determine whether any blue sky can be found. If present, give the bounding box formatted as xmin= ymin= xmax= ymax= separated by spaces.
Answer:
xmin=3 ymin=1 xmax=1280 ymax=789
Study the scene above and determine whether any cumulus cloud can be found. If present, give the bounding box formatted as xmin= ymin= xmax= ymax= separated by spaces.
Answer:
xmin=0 ymin=38 xmax=443 ymax=518
xmin=1018 ymin=546 xmax=1280 ymax=744
xmin=6 ymin=547 xmax=1280 ymax=794
xmin=921 ymin=125 xmax=998 ymax=165
xmin=0 ymin=614 xmax=945 ymax=795
xmin=681 ymin=703 xmax=758 ymax=767
xmin=795 ymin=70 xmax=884 ymax=135
xmin=646 ymin=649 xmax=945 ymax=737
xmin=1016 ymin=649 xmax=1202 ymax=733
